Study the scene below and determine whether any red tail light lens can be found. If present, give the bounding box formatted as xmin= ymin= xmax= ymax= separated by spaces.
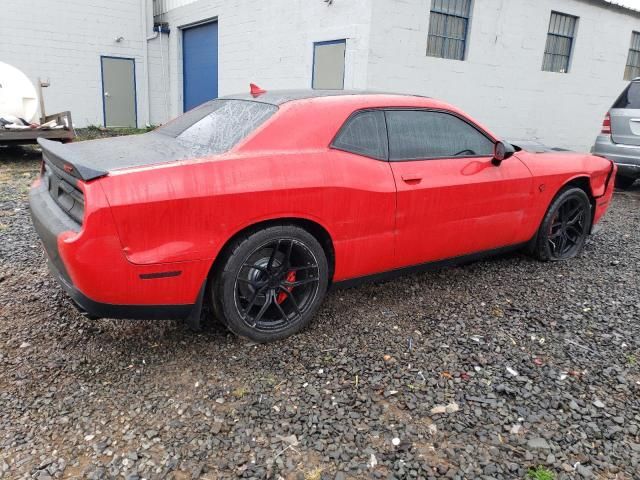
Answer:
xmin=601 ymin=112 xmax=611 ymax=134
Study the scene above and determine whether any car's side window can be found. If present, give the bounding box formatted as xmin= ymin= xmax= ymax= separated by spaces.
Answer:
xmin=332 ymin=110 xmax=388 ymax=160
xmin=385 ymin=110 xmax=494 ymax=161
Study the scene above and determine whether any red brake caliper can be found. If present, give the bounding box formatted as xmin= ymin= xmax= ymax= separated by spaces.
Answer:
xmin=276 ymin=270 xmax=296 ymax=304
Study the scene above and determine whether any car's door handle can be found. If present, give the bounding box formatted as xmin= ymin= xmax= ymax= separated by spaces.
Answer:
xmin=630 ymin=118 xmax=640 ymax=122
xmin=401 ymin=174 xmax=422 ymax=183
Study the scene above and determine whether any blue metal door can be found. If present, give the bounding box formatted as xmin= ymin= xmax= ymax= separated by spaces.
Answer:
xmin=182 ymin=21 xmax=218 ymax=112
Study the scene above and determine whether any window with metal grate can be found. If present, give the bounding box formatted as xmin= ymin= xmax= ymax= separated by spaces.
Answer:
xmin=542 ymin=11 xmax=578 ymax=73
xmin=624 ymin=32 xmax=640 ymax=81
xmin=426 ymin=0 xmax=472 ymax=61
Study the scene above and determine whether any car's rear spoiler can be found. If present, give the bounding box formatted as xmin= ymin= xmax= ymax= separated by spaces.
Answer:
xmin=38 ymin=138 xmax=108 ymax=182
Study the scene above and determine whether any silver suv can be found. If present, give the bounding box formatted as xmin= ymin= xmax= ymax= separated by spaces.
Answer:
xmin=592 ymin=79 xmax=640 ymax=188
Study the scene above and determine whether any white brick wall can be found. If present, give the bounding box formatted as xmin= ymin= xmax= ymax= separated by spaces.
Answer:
xmin=150 ymin=0 xmax=640 ymax=151
xmin=151 ymin=0 xmax=373 ymax=119
xmin=0 ymin=0 xmax=149 ymax=127
xmin=367 ymin=0 xmax=640 ymax=151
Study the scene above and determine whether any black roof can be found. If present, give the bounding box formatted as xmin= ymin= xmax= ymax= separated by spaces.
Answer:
xmin=221 ymin=89 xmax=413 ymax=105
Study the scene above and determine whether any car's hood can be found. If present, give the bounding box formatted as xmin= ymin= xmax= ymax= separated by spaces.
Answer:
xmin=38 ymin=132 xmax=204 ymax=181
xmin=508 ymin=139 xmax=573 ymax=154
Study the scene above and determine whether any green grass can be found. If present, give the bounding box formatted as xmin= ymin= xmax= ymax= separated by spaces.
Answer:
xmin=304 ymin=467 xmax=323 ymax=480
xmin=231 ymin=386 xmax=249 ymax=399
xmin=75 ymin=125 xmax=156 ymax=141
xmin=527 ymin=467 xmax=555 ymax=480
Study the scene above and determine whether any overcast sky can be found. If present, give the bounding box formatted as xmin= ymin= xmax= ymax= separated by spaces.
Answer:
xmin=607 ymin=0 xmax=640 ymax=9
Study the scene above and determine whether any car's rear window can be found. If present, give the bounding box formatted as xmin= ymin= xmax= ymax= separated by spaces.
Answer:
xmin=612 ymin=82 xmax=640 ymax=109
xmin=156 ymin=99 xmax=277 ymax=153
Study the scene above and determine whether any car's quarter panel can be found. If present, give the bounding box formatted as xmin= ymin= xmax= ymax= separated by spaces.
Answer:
xmin=30 ymin=176 xmax=210 ymax=307
xmin=100 ymin=148 xmax=398 ymax=282
xmin=390 ymin=156 xmax=534 ymax=268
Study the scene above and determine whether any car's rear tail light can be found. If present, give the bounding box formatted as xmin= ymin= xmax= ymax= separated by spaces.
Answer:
xmin=601 ymin=112 xmax=611 ymax=134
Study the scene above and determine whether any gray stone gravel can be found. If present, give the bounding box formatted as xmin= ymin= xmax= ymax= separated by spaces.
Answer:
xmin=1 ymin=148 xmax=639 ymax=479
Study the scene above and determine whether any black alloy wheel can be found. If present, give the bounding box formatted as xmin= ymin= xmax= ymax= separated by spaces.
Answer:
xmin=547 ymin=196 xmax=588 ymax=259
xmin=214 ymin=226 xmax=329 ymax=342
xmin=234 ymin=238 xmax=320 ymax=331
xmin=532 ymin=187 xmax=592 ymax=261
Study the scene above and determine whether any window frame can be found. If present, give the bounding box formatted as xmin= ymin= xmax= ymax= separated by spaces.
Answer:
xmin=329 ymin=107 xmax=497 ymax=163
xmin=384 ymin=108 xmax=496 ymax=162
xmin=624 ymin=31 xmax=640 ymax=81
xmin=426 ymin=0 xmax=473 ymax=61
xmin=541 ymin=11 xmax=578 ymax=74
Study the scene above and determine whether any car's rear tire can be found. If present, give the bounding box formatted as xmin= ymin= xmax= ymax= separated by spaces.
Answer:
xmin=212 ymin=225 xmax=329 ymax=342
xmin=531 ymin=187 xmax=592 ymax=262
xmin=615 ymin=175 xmax=636 ymax=189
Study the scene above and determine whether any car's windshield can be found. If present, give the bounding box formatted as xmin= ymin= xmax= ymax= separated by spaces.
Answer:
xmin=156 ymin=99 xmax=278 ymax=154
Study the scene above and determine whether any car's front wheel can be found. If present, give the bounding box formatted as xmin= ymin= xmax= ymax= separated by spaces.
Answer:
xmin=532 ymin=187 xmax=592 ymax=261
xmin=213 ymin=225 xmax=329 ymax=342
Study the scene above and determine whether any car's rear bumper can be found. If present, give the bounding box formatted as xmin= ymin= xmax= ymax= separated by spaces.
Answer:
xmin=29 ymin=179 xmax=201 ymax=320
xmin=592 ymin=134 xmax=640 ymax=178
xmin=45 ymin=253 xmax=194 ymax=320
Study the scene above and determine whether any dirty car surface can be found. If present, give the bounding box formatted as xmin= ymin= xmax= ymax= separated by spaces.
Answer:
xmin=28 ymin=89 xmax=617 ymax=342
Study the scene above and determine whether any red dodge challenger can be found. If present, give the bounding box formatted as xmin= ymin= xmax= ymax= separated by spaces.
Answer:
xmin=30 ymin=89 xmax=616 ymax=342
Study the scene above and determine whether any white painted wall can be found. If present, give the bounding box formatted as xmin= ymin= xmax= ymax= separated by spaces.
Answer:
xmin=0 ymin=0 xmax=149 ymax=128
xmin=367 ymin=0 xmax=640 ymax=151
xmin=148 ymin=33 xmax=171 ymax=126
xmin=151 ymin=0 xmax=373 ymax=120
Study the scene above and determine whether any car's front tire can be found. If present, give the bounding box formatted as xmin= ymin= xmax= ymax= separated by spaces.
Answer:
xmin=532 ymin=187 xmax=592 ymax=262
xmin=212 ymin=225 xmax=329 ymax=343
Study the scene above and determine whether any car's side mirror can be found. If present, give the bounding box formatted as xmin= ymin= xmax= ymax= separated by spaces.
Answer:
xmin=492 ymin=141 xmax=515 ymax=166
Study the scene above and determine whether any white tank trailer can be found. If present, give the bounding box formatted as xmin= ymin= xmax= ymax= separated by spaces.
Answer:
xmin=0 ymin=61 xmax=39 ymax=123
xmin=0 ymin=61 xmax=74 ymax=145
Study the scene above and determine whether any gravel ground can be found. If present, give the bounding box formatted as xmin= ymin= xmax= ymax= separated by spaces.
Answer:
xmin=1 ymin=145 xmax=639 ymax=480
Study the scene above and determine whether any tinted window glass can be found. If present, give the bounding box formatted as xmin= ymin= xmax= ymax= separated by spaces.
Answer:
xmin=386 ymin=110 xmax=494 ymax=160
xmin=612 ymin=82 xmax=640 ymax=109
xmin=156 ymin=100 xmax=277 ymax=154
xmin=332 ymin=110 xmax=388 ymax=160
